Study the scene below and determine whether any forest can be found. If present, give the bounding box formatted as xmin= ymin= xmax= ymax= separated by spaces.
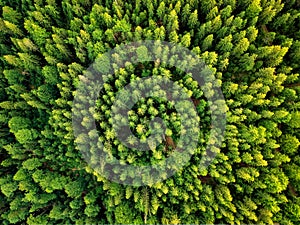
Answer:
xmin=0 ymin=0 xmax=300 ymax=224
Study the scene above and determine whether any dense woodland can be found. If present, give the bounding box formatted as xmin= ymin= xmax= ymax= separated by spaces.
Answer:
xmin=0 ymin=0 xmax=300 ymax=224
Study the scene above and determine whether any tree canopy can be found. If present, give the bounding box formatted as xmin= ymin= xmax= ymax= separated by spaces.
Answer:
xmin=0 ymin=0 xmax=299 ymax=224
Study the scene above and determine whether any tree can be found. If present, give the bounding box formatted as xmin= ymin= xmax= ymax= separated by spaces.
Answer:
xmin=182 ymin=4 xmax=190 ymax=23
xmin=216 ymin=34 xmax=233 ymax=53
xmin=8 ymin=117 xmax=31 ymax=134
xmin=188 ymin=10 xmax=198 ymax=28
xmin=169 ymin=31 xmax=179 ymax=43
xmin=201 ymin=34 xmax=214 ymax=51
xmin=232 ymin=38 xmax=250 ymax=56
xmin=157 ymin=2 xmax=166 ymax=20
xmin=200 ymin=0 xmax=217 ymax=15
xmin=14 ymin=129 xmax=39 ymax=145
xmin=289 ymin=111 xmax=300 ymax=128
xmin=167 ymin=10 xmax=179 ymax=32
xmin=281 ymin=135 xmax=300 ymax=155
xmin=180 ymin=33 xmax=191 ymax=47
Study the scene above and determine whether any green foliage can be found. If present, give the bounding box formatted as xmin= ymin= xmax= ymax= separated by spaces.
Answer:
xmin=289 ymin=111 xmax=300 ymax=128
xmin=0 ymin=0 xmax=299 ymax=224
xmin=281 ymin=135 xmax=300 ymax=155
xmin=8 ymin=117 xmax=31 ymax=133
